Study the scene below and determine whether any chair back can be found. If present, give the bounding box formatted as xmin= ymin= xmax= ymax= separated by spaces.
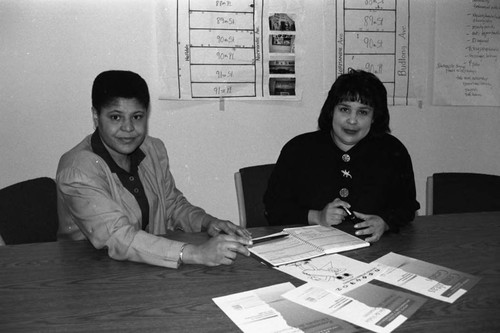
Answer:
xmin=234 ymin=164 xmax=275 ymax=228
xmin=0 ymin=177 xmax=58 ymax=245
xmin=426 ymin=172 xmax=500 ymax=215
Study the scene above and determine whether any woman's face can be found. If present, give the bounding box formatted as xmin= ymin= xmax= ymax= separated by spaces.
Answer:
xmin=331 ymin=100 xmax=374 ymax=151
xmin=92 ymin=97 xmax=148 ymax=165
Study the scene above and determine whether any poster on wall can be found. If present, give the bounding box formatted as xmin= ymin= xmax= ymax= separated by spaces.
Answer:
xmin=335 ymin=0 xmax=412 ymax=106
xmin=156 ymin=0 xmax=304 ymax=100
xmin=432 ymin=0 xmax=500 ymax=106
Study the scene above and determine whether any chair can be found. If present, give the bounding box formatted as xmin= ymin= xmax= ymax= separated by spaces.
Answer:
xmin=0 ymin=177 xmax=58 ymax=245
xmin=426 ymin=172 xmax=500 ymax=215
xmin=234 ymin=164 xmax=275 ymax=228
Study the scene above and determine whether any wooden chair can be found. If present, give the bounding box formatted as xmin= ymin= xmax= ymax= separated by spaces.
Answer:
xmin=0 ymin=177 xmax=58 ymax=245
xmin=234 ymin=164 xmax=275 ymax=228
xmin=426 ymin=172 xmax=500 ymax=215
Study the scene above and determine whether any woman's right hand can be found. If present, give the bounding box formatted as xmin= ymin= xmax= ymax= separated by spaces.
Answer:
xmin=308 ymin=198 xmax=349 ymax=227
xmin=182 ymin=234 xmax=252 ymax=266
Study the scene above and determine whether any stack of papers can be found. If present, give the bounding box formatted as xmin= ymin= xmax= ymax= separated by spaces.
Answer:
xmin=214 ymin=252 xmax=481 ymax=333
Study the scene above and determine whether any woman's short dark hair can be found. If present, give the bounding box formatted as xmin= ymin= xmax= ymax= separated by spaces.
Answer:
xmin=318 ymin=69 xmax=390 ymax=135
xmin=92 ymin=70 xmax=150 ymax=113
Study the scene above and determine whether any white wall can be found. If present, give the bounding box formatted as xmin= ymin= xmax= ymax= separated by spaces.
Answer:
xmin=1 ymin=0 xmax=499 ymax=224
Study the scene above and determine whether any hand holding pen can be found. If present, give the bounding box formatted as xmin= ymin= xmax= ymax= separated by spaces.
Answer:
xmin=339 ymin=207 xmax=389 ymax=243
xmin=340 ymin=205 xmax=364 ymax=224
xmin=310 ymin=198 xmax=358 ymax=226
xmin=179 ymin=219 xmax=253 ymax=266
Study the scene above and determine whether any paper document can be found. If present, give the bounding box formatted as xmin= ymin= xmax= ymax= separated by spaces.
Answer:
xmin=373 ymin=252 xmax=481 ymax=303
xmin=283 ymin=282 xmax=426 ymax=333
xmin=249 ymin=225 xmax=369 ymax=266
xmin=276 ymin=254 xmax=385 ymax=294
xmin=213 ymin=282 xmax=356 ymax=333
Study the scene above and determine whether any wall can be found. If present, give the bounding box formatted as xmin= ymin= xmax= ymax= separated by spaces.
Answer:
xmin=1 ymin=0 xmax=499 ymax=224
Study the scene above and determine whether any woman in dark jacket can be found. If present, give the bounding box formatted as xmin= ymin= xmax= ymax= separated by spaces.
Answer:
xmin=264 ymin=69 xmax=420 ymax=242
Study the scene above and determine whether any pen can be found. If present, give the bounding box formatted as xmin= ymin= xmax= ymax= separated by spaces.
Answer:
xmin=251 ymin=233 xmax=288 ymax=245
xmin=341 ymin=206 xmax=362 ymax=223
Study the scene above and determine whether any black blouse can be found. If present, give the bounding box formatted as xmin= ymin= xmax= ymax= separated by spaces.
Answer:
xmin=264 ymin=130 xmax=420 ymax=231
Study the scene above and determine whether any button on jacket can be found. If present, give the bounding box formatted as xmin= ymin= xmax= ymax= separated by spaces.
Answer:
xmin=57 ymin=134 xmax=215 ymax=268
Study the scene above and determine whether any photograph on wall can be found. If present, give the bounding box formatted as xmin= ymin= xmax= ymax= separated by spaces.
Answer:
xmin=269 ymin=78 xmax=296 ymax=96
xmin=269 ymin=34 xmax=295 ymax=54
xmin=267 ymin=12 xmax=297 ymax=99
xmin=269 ymin=13 xmax=296 ymax=31
xmin=269 ymin=57 xmax=295 ymax=74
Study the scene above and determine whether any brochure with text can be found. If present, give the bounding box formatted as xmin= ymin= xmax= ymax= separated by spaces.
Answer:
xmin=213 ymin=282 xmax=357 ymax=333
xmin=283 ymin=282 xmax=427 ymax=333
xmin=373 ymin=252 xmax=481 ymax=303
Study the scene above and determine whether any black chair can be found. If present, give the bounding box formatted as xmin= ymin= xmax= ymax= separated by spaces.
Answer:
xmin=426 ymin=172 xmax=500 ymax=215
xmin=234 ymin=164 xmax=275 ymax=228
xmin=0 ymin=177 xmax=58 ymax=245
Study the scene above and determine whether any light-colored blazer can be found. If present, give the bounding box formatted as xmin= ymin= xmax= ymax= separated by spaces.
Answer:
xmin=56 ymin=135 xmax=214 ymax=268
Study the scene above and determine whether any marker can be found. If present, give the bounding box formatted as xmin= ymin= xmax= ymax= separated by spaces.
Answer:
xmin=251 ymin=233 xmax=288 ymax=245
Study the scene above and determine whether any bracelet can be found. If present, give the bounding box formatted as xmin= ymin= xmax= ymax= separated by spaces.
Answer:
xmin=178 ymin=243 xmax=188 ymax=266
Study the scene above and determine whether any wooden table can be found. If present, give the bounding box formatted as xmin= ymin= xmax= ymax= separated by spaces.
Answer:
xmin=1 ymin=212 xmax=499 ymax=332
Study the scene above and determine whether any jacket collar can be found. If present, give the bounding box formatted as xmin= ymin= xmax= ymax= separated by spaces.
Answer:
xmin=90 ymin=129 xmax=145 ymax=175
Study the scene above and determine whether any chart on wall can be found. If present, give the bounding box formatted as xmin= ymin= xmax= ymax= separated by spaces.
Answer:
xmin=432 ymin=0 xmax=500 ymax=106
xmin=157 ymin=0 xmax=302 ymax=100
xmin=156 ymin=0 xmax=412 ymax=103
xmin=335 ymin=0 xmax=411 ymax=106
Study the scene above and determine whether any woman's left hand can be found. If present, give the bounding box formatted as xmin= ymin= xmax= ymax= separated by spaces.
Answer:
xmin=352 ymin=212 xmax=388 ymax=243
xmin=205 ymin=219 xmax=252 ymax=239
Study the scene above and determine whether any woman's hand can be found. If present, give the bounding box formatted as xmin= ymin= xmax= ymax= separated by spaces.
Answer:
xmin=182 ymin=234 xmax=252 ymax=266
xmin=180 ymin=219 xmax=252 ymax=266
xmin=205 ymin=219 xmax=252 ymax=239
xmin=352 ymin=212 xmax=389 ymax=242
xmin=308 ymin=198 xmax=350 ymax=226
